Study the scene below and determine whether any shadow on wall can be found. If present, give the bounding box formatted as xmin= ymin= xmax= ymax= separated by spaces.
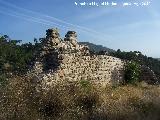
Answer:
xmin=42 ymin=52 xmax=61 ymax=72
xmin=111 ymin=67 xmax=123 ymax=85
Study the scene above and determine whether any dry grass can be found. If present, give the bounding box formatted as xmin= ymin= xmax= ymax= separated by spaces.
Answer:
xmin=0 ymin=77 xmax=160 ymax=120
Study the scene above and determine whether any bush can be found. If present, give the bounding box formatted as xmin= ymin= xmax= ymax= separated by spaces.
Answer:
xmin=124 ymin=61 xmax=141 ymax=84
xmin=0 ymin=73 xmax=8 ymax=88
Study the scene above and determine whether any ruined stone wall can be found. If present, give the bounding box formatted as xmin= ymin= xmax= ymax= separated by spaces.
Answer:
xmin=31 ymin=28 xmax=125 ymax=89
xmin=50 ymin=54 xmax=124 ymax=85
xmin=33 ymin=53 xmax=125 ymax=89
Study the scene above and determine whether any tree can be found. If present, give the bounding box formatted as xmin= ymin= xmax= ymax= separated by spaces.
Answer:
xmin=124 ymin=61 xmax=141 ymax=84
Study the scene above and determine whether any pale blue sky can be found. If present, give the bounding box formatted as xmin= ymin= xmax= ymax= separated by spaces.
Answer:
xmin=0 ymin=0 xmax=159 ymax=57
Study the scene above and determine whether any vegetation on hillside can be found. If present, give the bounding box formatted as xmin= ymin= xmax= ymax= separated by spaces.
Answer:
xmin=0 ymin=35 xmax=41 ymax=87
xmin=110 ymin=49 xmax=160 ymax=81
xmin=79 ymin=42 xmax=115 ymax=53
xmin=0 ymin=35 xmax=41 ymax=74
xmin=0 ymin=76 xmax=160 ymax=120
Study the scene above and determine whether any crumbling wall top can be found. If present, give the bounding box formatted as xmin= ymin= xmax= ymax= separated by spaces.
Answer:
xmin=41 ymin=28 xmax=89 ymax=55
xmin=46 ymin=28 xmax=60 ymax=38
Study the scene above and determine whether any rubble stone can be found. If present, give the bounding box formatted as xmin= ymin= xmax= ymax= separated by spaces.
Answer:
xmin=30 ymin=28 xmax=126 ymax=89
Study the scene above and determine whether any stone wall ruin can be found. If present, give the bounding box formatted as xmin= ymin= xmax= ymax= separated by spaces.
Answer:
xmin=31 ymin=28 xmax=125 ymax=88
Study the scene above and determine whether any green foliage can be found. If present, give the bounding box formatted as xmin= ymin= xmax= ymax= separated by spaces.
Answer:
xmin=0 ymin=73 xmax=8 ymax=88
xmin=111 ymin=50 xmax=160 ymax=82
xmin=0 ymin=35 xmax=41 ymax=75
xmin=124 ymin=61 xmax=141 ymax=84
xmin=79 ymin=80 xmax=92 ymax=93
xmin=0 ymin=35 xmax=43 ymax=87
xmin=111 ymin=50 xmax=142 ymax=62
xmin=79 ymin=80 xmax=90 ymax=88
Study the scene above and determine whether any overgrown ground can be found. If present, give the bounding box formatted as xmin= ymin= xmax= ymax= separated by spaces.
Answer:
xmin=0 ymin=76 xmax=160 ymax=120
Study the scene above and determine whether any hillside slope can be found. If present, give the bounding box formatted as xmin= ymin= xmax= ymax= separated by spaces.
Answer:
xmin=79 ymin=42 xmax=115 ymax=53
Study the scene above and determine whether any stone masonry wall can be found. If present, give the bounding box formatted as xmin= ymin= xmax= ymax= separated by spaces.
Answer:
xmin=31 ymin=28 xmax=125 ymax=89
xmin=61 ymin=54 xmax=125 ymax=83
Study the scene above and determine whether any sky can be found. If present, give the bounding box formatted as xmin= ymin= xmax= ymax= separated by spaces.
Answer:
xmin=0 ymin=0 xmax=160 ymax=58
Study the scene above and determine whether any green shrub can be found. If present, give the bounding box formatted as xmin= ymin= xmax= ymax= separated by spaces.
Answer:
xmin=0 ymin=73 xmax=8 ymax=88
xmin=79 ymin=80 xmax=90 ymax=88
xmin=124 ymin=61 xmax=141 ymax=84
xmin=79 ymin=80 xmax=92 ymax=92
